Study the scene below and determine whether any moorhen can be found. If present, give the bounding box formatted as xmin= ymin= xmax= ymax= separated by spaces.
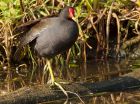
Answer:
xmin=15 ymin=6 xmax=79 ymax=85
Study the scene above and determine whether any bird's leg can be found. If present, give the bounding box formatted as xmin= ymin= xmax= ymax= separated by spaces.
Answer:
xmin=46 ymin=59 xmax=69 ymax=100
xmin=47 ymin=60 xmax=55 ymax=84
xmin=41 ymin=63 xmax=48 ymax=84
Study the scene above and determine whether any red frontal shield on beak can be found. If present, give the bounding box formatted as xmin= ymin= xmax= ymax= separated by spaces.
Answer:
xmin=69 ymin=7 xmax=75 ymax=18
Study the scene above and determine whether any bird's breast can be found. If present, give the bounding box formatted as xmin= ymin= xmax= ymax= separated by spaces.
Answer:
xmin=34 ymin=19 xmax=78 ymax=58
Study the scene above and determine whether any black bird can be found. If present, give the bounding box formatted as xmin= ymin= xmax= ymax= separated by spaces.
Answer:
xmin=15 ymin=6 xmax=79 ymax=84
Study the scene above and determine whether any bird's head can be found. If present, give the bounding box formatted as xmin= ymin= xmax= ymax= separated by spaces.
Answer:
xmin=59 ymin=6 xmax=75 ymax=19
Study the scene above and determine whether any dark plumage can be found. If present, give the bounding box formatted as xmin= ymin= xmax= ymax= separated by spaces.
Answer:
xmin=15 ymin=6 xmax=79 ymax=59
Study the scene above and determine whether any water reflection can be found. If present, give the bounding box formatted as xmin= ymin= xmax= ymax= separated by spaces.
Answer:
xmin=0 ymin=59 xmax=132 ymax=91
xmin=62 ymin=59 xmax=131 ymax=83
xmin=0 ymin=59 xmax=133 ymax=104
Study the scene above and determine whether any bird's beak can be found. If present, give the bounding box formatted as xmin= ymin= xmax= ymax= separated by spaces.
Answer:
xmin=69 ymin=12 xmax=74 ymax=18
xmin=68 ymin=7 xmax=75 ymax=19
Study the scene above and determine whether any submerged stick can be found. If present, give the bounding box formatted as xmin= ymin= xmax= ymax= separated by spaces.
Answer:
xmin=0 ymin=76 xmax=140 ymax=104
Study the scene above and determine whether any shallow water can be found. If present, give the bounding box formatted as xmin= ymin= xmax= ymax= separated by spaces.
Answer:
xmin=0 ymin=58 xmax=139 ymax=104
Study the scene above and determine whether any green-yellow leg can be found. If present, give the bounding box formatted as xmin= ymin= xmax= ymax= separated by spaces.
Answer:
xmin=45 ymin=60 xmax=85 ymax=103
xmin=47 ymin=60 xmax=55 ymax=84
xmin=46 ymin=59 xmax=68 ymax=99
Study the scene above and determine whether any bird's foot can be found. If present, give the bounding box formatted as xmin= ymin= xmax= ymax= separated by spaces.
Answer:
xmin=49 ymin=82 xmax=85 ymax=104
xmin=49 ymin=81 xmax=69 ymax=102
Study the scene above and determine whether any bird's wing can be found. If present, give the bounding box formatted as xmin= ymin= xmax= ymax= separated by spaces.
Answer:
xmin=16 ymin=16 xmax=49 ymax=30
xmin=19 ymin=18 xmax=51 ymax=47
xmin=17 ymin=19 xmax=41 ymax=29
xmin=13 ymin=19 xmax=41 ymax=35
xmin=14 ymin=18 xmax=52 ymax=61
